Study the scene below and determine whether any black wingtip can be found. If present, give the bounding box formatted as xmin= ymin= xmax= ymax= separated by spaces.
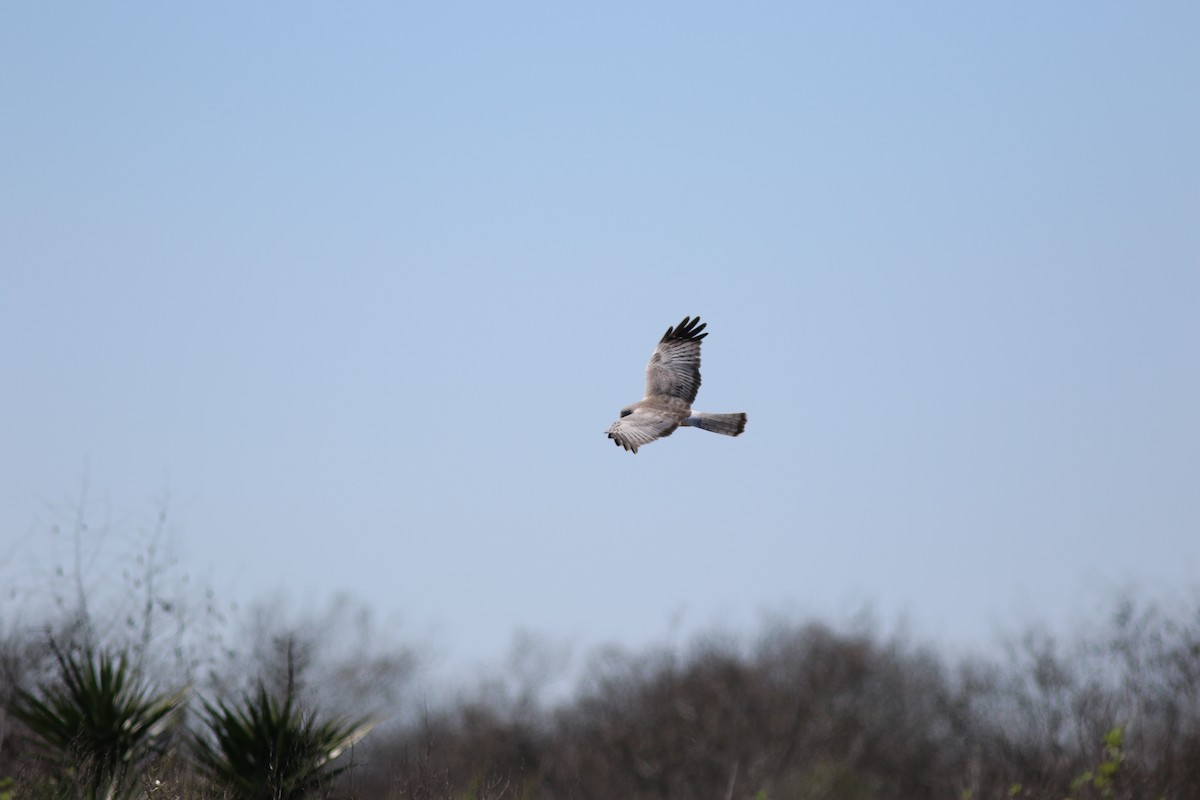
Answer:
xmin=661 ymin=315 xmax=708 ymax=343
xmin=607 ymin=433 xmax=638 ymax=454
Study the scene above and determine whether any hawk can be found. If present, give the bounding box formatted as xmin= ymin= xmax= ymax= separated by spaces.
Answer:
xmin=606 ymin=316 xmax=747 ymax=454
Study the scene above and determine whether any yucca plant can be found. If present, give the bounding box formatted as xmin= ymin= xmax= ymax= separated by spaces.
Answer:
xmin=7 ymin=644 xmax=187 ymax=800
xmin=192 ymin=684 xmax=376 ymax=800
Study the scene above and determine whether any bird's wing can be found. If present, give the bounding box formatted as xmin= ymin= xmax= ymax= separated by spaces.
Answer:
xmin=606 ymin=407 xmax=680 ymax=454
xmin=644 ymin=316 xmax=706 ymax=403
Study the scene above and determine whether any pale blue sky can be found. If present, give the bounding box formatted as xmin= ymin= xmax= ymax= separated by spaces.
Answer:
xmin=2 ymin=3 xmax=1198 ymax=672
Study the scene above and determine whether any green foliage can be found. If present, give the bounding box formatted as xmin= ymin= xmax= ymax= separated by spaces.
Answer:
xmin=192 ymin=684 xmax=376 ymax=800
xmin=1066 ymin=727 xmax=1124 ymax=800
xmin=6 ymin=644 xmax=186 ymax=800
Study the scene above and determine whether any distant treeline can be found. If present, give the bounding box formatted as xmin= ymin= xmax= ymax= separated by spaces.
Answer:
xmin=358 ymin=601 xmax=1200 ymax=800
xmin=3 ymin=496 xmax=1198 ymax=798
xmin=5 ymin=595 xmax=1200 ymax=799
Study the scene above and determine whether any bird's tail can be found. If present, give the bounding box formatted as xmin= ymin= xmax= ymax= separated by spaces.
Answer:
xmin=684 ymin=412 xmax=747 ymax=437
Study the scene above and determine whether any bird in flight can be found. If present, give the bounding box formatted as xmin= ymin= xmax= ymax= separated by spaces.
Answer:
xmin=606 ymin=316 xmax=747 ymax=454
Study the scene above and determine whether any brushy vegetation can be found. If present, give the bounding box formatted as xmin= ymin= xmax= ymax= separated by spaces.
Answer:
xmin=7 ymin=599 xmax=1199 ymax=799
xmin=3 ymin=493 xmax=1198 ymax=798
xmin=348 ymin=604 xmax=1200 ymax=800
xmin=7 ymin=644 xmax=185 ymax=800
xmin=193 ymin=683 xmax=376 ymax=799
